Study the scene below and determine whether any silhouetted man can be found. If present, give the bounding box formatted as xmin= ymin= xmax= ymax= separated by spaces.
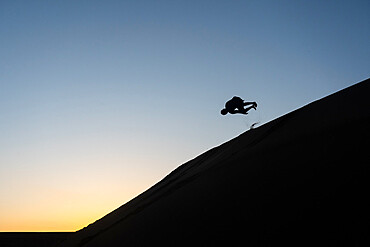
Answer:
xmin=221 ymin=96 xmax=257 ymax=115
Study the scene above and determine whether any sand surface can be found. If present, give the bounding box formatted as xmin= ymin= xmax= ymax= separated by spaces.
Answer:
xmin=58 ymin=78 xmax=370 ymax=246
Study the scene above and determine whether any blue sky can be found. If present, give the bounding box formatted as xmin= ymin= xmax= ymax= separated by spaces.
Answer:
xmin=0 ymin=0 xmax=369 ymax=231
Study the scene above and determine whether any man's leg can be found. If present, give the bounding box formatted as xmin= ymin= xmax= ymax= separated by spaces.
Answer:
xmin=233 ymin=106 xmax=253 ymax=114
xmin=230 ymin=105 xmax=256 ymax=114
xmin=243 ymin=101 xmax=257 ymax=107
xmin=242 ymin=105 xmax=255 ymax=114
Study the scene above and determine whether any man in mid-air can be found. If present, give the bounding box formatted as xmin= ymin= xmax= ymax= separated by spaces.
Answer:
xmin=221 ymin=96 xmax=257 ymax=115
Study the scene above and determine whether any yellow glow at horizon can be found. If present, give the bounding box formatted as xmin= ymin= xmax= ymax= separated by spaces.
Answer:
xmin=0 ymin=184 xmax=146 ymax=232
xmin=0 ymin=158 xmax=167 ymax=232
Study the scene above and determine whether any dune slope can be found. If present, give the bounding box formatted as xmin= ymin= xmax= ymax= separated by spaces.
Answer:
xmin=59 ymin=78 xmax=370 ymax=246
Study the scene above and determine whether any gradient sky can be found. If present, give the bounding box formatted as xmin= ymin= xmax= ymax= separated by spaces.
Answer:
xmin=0 ymin=0 xmax=369 ymax=231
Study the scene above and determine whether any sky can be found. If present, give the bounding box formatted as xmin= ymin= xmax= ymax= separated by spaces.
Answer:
xmin=0 ymin=0 xmax=369 ymax=232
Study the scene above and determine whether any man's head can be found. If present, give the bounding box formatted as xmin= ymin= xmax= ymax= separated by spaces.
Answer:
xmin=220 ymin=108 xmax=228 ymax=115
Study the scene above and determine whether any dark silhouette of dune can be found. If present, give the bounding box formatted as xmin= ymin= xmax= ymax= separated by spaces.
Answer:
xmin=58 ymin=78 xmax=370 ymax=247
xmin=0 ymin=232 xmax=72 ymax=247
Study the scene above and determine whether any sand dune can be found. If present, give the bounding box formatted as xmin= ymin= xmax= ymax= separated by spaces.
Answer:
xmin=0 ymin=232 xmax=72 ymax=247
xmin=58 ymin=78 xmax=370 ymax=246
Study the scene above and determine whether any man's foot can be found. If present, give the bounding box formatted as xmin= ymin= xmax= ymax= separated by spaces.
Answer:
xmin=250 ymin=102 xmax=257 ymax=110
